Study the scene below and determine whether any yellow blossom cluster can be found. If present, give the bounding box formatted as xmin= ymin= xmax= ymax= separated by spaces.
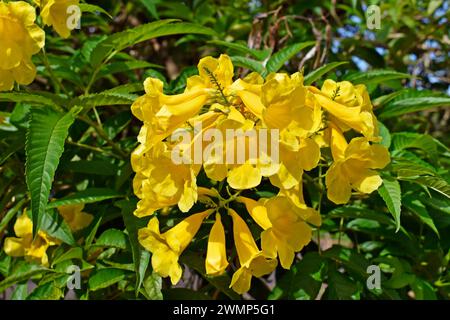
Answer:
xmin=0 ymin=0 xmax=79 ymax=91
xmin=3 ymin=205 xmax=93 ymax=266
xmin=131 ymin=54 xmax=390 ymax=294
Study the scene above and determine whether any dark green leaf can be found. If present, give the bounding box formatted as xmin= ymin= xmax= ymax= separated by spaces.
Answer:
xmin=26 ymin=108 xmax=76 ymax=235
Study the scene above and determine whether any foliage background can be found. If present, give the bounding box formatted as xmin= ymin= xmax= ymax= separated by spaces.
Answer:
xmin=0 ymin=0 xmax=449 ymax=300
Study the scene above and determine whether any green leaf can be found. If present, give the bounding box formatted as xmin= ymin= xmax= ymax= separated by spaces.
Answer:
xmin=328 ymin=206 xmax=397 ymax=227
xmin=230 ymin=56 xmax=265 ymax=74
xmin=143 ymin=272 xmax=163 ymax=300
xmin=344 ymin=70 xmax=412 ymax=85
xmin=119 ymin=199 xmax=150 ymax=296
xmin=209 ymin=40 xmax=271 ymax=60
xmin=0 ymin=198 xmax=27 ymax=234
xmin=0 ymin=263 xmax=48 ymax=293
xmin=88 ymin=268 xmax=127 ymax=291
xmin=0 ymin=93 xmax=61 ymax=111
xmin=378 ymin=177 xmax=402 ymax=232
xmin=11 ymin=284 xmax=29 ymax=300
xmin=97 ymin=60 xmax=162 ymax=79
xmin=78 ymin=3 xmax=112 ymax=19
xmin=27 ymin=281 xmax=63 ymax=300
xmin=269 ymin=252 xmax=326 ymax=300
xmin=411 ymin=278 xmax=437 ymax=300
xmin=91 ymin=20 xmax=216 ymax=66
xmin=326 ymin=267 xmax=361 ymax=300
xmin=180 ymin=252 xmax=240 ymax=300
xmin=95 ymin=229 xmax=129 ymax=249
xmin=40 ymin=208 xmax=76 ymax=246
xmin=52 ymin=247 xmax=83 ymax=267
xmin=391 ymin=132 xmax=438 ymax=159
xmin=303 ymin=62 xmax=348 ymax=85
xmin=265 ymin=41 xmax=315 ymax=74
xmin=406 ymin=176 xmax=450 ymax=199
xmin=379 ymin=97 xmax=450 ymax=118
xmin=74 ymin=92 xmax=137 ymax=110
xmin=377 ymin=121 xmax=391 ymax=148
xmin=26 ymin=108 xmax=76 ymax=235
xmin=140 ymin=0 xmax=160 ymax=19
xmin=403 ymin=196 xmax=439 ymax=236
xmin=47 ymin=188 xmax=122 ymax=208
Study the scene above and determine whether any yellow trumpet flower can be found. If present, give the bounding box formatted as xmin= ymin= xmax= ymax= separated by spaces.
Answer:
xmin=228 ymin=209 xmax=277 ymax=294
xmin=0 ymin=1 xmax=45 ymax=91
xmin=138 ymin=209 xmax=213 ymax=285
xmin=325 ymin=124 xmax=390 ymax=204
xmin=205 ymin=213 xmax=229 ymax=276
xmin=3 ymin=212 xmax=60 ymax=266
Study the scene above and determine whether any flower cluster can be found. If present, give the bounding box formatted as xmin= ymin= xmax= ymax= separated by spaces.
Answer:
xmin=131 ymin=54 xmax=390 ymax=294
xmin=3 ymin=205 xmax=93 ymax=266
xmin=0 ymin=0 xmax=79 ymax=91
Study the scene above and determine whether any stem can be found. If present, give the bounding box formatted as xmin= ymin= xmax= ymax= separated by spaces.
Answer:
xmin=79 ymin=115 xmax=128 ymax=159
xmin=41 ymin=49 xmax=68 ymax=96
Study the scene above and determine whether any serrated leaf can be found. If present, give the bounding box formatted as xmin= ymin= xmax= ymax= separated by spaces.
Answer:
xmin=344 ymin=70 xmax=412 ymax=85
xmin=95 ymin=229 xmax=129 ymax=249
xmin=303 ymin=61 xmax=348 ymax=85
xmin=39 ymin=208 xmax=76 ymax=246
xmin=52 ymin=247 xmax=83 ymax=267
xmin=209 ymin=40 xmax=271 ymax=60
xmin=378 ymin=177 xmax=402 ymax=231
xmin=47 ymin=188 xmax=122 ymax=208
xmin=379 ymin=97 xmax=450 ymax=118
xmin=88 ymin=268 xmax=127 ymax=291
xmin=403 ymin=196 xmax=439 ymax=236
xmin=391 ymin=132 xmax=438 ymax=159
xmin=26 ymin=108 xmax=76 ymax=236
xmin=0 ymin=93 xmax=61 ymax=111
xmin=230 ymin=56 xmax=265 ymax=74
xmin=78 ymin=3 xmax=112 ymax=19
xmin=265 ymin=41 xmax=315 ymax=74
xmin=74 ymin=92 xmax=137 ymax=110
xmin=90 ymin=20 xmax=215 ymax=66
xmin=406 ymin=176 xmax=450 ymax=199
xmin=143 ymin=273 xmax=163 ymax=300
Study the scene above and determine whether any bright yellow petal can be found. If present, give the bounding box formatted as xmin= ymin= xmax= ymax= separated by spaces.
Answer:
xmin=229 ymin=209 xmax=260 ymax=267
xmin=205 ymin=214 xmax=229 ymax=276
xmin=164 ymin=209 xmax=212 ymax=253
xmin=3 ymin=237 xmax=25 ymax=257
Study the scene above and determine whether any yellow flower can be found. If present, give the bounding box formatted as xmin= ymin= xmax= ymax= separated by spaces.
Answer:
xmin=325 ymin=124 xmax=390 ymax=204
xmin=228 ymin=209 xmax=277 ymax=294
xmin=3 ymin=212 xmax=59 ymax=266
xmin=239 ymin=196 xmax=319 ymax=269
xmin=0 ymin=1 xmax=45 ymax=91
xmin=138 ymin=209 xmax=213 ymax=285
xmin=205 ymin=213 xmax=229 ymax=276
xmin=131 ymin=77 xmax=209 ymax=151
xmin=312 ymin=79 xmax=379 ymax=140
xmin=269 ymin=135 xmax=320 ymax=190
xmin=57 ymin=204 xmax=93 ymax=232
xmin=35 ymin=0 xmax=79 ymax=38
xmin=131 ymin=141 xmax=199 ymax=217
